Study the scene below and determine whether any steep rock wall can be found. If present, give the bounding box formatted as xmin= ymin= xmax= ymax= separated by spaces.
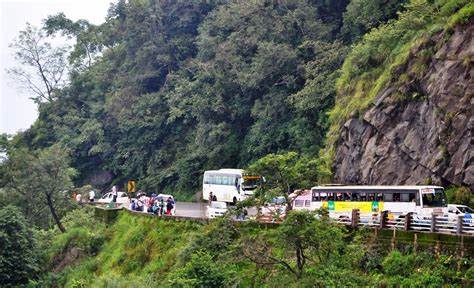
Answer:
xmin=333 ymin=22 xmax=473 ymax=189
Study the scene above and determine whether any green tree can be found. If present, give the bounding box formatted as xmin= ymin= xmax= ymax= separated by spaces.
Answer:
xmin=169 ymin=250 xmax=232 ymax=287
xmin=2 ymin=145 xmax=76 ymax=232
xmin=243 ymin=210 xmax=345 ymax=279
xmin=7 ymin=23 xmax=69 ymax=104
xmin=43 ymin=13 xmax=105 ymax=69
xmin=341 ymin=0 xmax=406 ymax=42
xmin=0 ymin=205 xmax=39 ymax=287
xmin=445 ymin=186 xmax=473 ymax=207
xmin=246 ymin=152 xmax=326 ymax=211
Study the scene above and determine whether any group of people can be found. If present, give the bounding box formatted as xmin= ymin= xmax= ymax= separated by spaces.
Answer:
xmin=130 ymin=192 xmax=175 ymax=216
xmin=73 ymin=189 xmax=96 ymax=203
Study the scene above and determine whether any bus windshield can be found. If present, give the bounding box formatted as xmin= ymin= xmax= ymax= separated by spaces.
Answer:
xmin=242 ymin=176 xmax=261 ymax=191
xmin=422 ymin=189 xmax=447 ymax=207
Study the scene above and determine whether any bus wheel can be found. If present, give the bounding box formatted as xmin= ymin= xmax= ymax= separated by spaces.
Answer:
xmin=233 ymin=197 xmax=237 ymax=206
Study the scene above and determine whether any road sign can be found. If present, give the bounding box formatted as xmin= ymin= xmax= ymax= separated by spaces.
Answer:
xmin=128 ymin=180 xmax=136 ymax=193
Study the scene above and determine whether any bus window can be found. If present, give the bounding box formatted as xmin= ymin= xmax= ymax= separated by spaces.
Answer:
xmin=376 ymin=193 xmax=383 ymax=201
xmin=320 ymin=193 xmax=327 ymax=201
xmin=360 ymin=193 xmax=367 ymax=201
xmin=343 ymin=193 xmax=351 ymax=201
xmin=384 ymin=193 xmax=393 ymax=202
xmin=393 ymin=193 xmax=400 ymax=202
xmin=305 ymin=200 xmax=311 ymax=207
xmin=328 ymin=193 xmax=335 ymax=201
xmin=400 ymin=193 xmax=410 ymax=202
xmin=352 ymin=193 xmax=360 ymax=201
xmin=368 ymin=193 xmax=375 ymax=201
xmin=408 ymin=193 xmax=416 ymax=203
xmin=295 ymin=200 xmax=304 ymax=207
xmin=312 ymin=192 xmax=320 ymax=202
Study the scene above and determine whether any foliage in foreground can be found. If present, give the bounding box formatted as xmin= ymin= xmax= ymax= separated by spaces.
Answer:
xmin=0 ymin=206 xmax=40 ymax=287
xmin=33 ymin=209 xmax=473 ymax=287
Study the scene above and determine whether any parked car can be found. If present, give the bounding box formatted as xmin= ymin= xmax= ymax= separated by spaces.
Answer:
xmin=446 ymin=204 xmax=473 ymax=223
xmin=207 ymin=201 xmax=228 ymax=218
xmin=260 ymin=196 xmax=286 ymax=216
xmin=97 ymin=191 xmax=130 ymax=207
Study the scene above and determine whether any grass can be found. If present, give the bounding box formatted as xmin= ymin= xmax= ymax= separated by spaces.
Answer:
xmin=48 ymin=211 xmax=203 ymax=287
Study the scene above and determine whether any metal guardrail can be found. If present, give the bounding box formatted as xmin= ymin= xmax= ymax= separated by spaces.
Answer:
xmin=94 ymin=203 xmax=473 ymax=236
xmin=336 ymin=210 xmax=474 ymax=236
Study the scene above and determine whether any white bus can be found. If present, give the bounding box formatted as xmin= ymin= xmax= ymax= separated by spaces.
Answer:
xmin=292 ymin=185 xmax=447 ymax=217
xmin=202 ymin=169 xmax=262 ymax=204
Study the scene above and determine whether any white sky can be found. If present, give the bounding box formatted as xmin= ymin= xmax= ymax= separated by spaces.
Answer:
xmin=0 ymin=0 xmax=112 ymax=135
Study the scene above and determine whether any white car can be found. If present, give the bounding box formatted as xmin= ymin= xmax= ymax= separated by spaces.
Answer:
xmin=446 ymin=204 xmax=473 ymax=223
xmin=260 ymin=196 xmax=286 ymax=219
xmin=207 ymin=201 xmax=228 ymax=218
xmin=97 ymin=191 xmax=130 ymax=207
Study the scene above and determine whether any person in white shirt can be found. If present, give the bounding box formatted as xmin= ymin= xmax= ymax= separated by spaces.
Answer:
xmin=89 ymin=190 xmax=95 ymax=202
xmin=112 ymin=186 xmax=117 ymax=203
xmin=76 ymin=193 xmax=82 ymax=203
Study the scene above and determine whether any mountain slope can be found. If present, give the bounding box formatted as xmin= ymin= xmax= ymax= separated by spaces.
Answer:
xmin=326 ymin=0 xmax=473 ymax=189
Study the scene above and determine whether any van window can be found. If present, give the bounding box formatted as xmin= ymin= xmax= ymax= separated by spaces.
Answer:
xmin=295 ymin=200 xmax=304 ymax=207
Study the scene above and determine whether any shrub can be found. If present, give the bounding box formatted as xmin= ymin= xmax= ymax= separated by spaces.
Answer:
xmin=0 ymin=206 xmax=40 ymax=287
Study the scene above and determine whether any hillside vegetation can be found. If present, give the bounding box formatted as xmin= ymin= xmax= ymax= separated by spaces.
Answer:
xmin=4 ymin=0 xmax=470 ymax=199
xmin=4 ymin=0 xmax=407 ymax=196
xmin=31 ymin=208 xmax=474 ymax=287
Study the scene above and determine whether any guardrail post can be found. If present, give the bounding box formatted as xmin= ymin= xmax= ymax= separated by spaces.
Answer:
xmin=404 ymin=212 xmax=412 ymax=231
xmin=456 ymin=215 xmax=463 ymax=235
xmin=430 ymin=213 xmax=437 ymax=233
xmin=379 ymin=210 xmax=387 ymax=229
xmin=351 ymin=209 xmax=359 ymax=228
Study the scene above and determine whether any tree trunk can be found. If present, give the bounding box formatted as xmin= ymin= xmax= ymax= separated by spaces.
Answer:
xmin=296 ymin=246 xmax=305 ymax=279
xmin=46 ymin=194 xmax=66 ymax=233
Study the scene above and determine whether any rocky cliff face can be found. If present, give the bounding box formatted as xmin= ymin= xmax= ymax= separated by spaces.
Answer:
xmin=333 ymin=22 xmax=473 ymax=189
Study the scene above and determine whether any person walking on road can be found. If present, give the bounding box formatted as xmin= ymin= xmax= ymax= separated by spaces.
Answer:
xmin=112 ymin=186 xmax=118 ymax=203
xmin=159 ymin=199 xmax=165 ymax=216
xmin=166 ymin=197 xmax=173 ymax=215
xmin=76 ymin=193 xmax=82 ymax=204
xmin=89 ymin=189 xmax=95 ymax=203
xmin=208 ymin=192 xmax=213 ymax=205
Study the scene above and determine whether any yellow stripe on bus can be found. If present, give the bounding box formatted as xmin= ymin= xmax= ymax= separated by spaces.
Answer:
xmin=322 ymin=201 xmax=384 ymax=213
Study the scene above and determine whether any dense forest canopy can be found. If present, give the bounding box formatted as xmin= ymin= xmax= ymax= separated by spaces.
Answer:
xmin=0 ymin=1 xmax=473 ymax=286
xmin=3 ymin=0 xmax=471 ymax=199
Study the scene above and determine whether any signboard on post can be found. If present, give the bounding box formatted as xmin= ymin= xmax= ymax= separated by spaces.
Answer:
xmin=127 ymin=180 xmax=136 ymax=193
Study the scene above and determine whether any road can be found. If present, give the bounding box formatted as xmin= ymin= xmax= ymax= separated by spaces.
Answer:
xmin=175 ymin=201 xmax=208 ymax=218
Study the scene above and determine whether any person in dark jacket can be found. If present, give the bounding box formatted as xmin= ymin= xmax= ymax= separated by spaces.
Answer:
xmin=166 ymin=197 xmax=174 ymax=215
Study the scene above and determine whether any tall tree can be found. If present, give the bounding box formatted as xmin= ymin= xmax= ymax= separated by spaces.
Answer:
xmin=246 ymin=152 xmax=325 ymax=212
xmin=7 ymin=23 xmax=69 ymax=104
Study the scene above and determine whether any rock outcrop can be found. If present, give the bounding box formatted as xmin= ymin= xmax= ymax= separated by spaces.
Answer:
xmin=333 ymin=22 xmax=473 ymax=190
